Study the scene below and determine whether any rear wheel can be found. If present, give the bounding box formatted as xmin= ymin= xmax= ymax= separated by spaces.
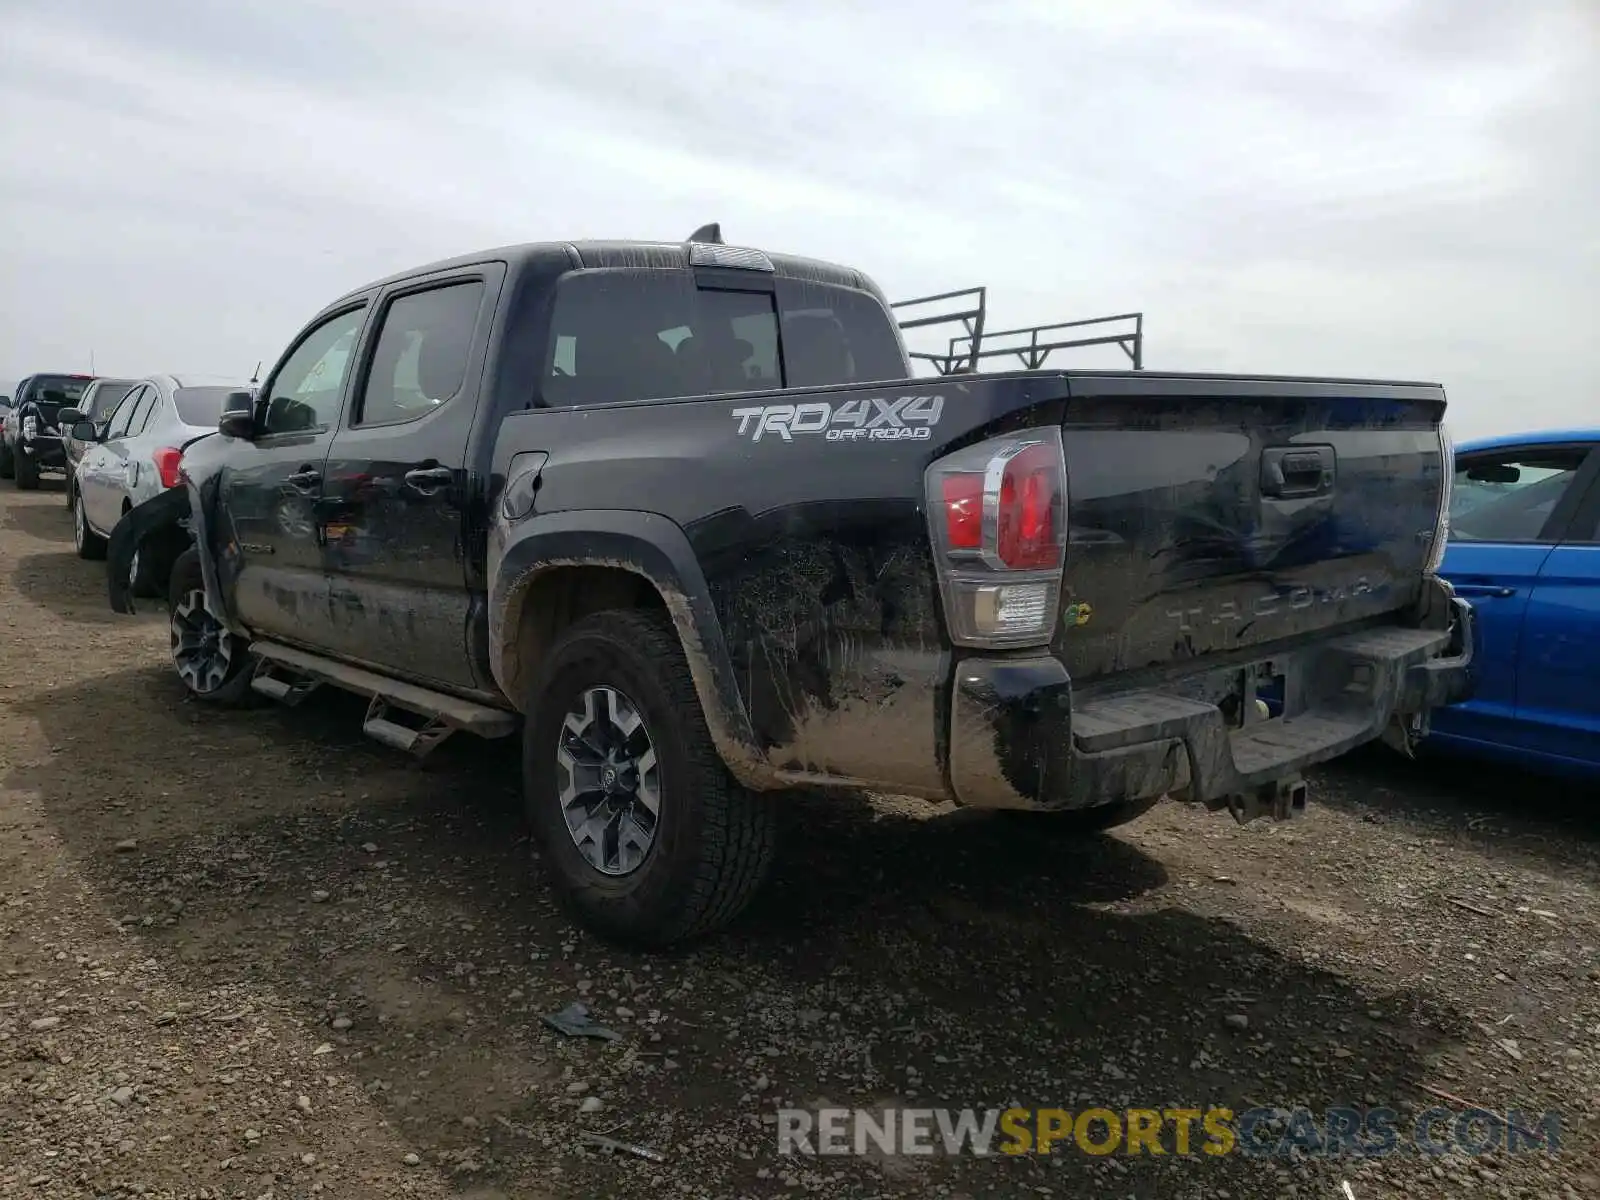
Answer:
xmin=168 ymin=548 xmax=256 ymax=705
xmin=523 ymin=609 xmax=777 ymax=948
xmin=14 ymin=449 xmax=39 ymax=490
xmin=73 ymin=491 xmax=106 ymax=561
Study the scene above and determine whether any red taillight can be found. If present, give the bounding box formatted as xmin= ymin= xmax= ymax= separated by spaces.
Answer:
xmin=924 ymin=428 xmax=1068 ymax=648
xmin=996 ymin=443 xmax=1060 ymax=569
xmin=941 ymin=474 xmax=983 ymax=549
xmin=153 ymin=447 xmax=183 ymax=489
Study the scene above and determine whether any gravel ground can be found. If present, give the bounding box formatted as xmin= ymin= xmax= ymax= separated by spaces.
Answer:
xmin=2 ymin=482 xmax=1597 ymax=1200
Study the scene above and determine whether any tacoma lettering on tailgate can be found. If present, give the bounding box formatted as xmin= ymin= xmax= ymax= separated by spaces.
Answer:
xmin=1167 ymin=575 xmax=1387 ymax=634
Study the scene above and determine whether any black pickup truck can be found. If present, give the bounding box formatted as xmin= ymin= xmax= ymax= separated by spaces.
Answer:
xmin=1 ymin=372 xmax=96 ymax=488
xmin=107 ymin=232 xmax=1474 ymax=946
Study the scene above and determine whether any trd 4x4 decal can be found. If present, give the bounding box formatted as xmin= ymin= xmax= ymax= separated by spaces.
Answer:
xmin=730 ymin=395 xmax=944 ymax=444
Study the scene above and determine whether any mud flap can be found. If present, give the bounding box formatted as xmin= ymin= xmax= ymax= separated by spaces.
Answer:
xmin=107 ymin=488 xmax=193 ymax=615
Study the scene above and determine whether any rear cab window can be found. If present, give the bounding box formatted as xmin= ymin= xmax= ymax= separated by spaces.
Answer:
xmin=543 ymin=269 xmax=905 ymax=406
xmin=774 ymin=278 xmax=907 ymax=388
xmin=24 ymin=375 xmax=93 ymax=406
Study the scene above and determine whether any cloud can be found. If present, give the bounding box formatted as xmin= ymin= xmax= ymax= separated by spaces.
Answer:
xmin=0 ymin=0 xmax=1593 ymax=437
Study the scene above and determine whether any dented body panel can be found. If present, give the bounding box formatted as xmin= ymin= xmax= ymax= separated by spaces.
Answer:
xmin=106 ymin=237 xmax=1474 ymax=817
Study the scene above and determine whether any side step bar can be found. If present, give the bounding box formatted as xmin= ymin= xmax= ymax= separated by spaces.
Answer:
xmin=249 ymin=640 xmax=517 ymax=758
xmin=251 ymin=662 xmax=323 ymax=707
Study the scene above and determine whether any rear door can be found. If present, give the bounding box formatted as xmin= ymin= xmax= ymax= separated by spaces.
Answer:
xmin=1434 ymin=442 xmax=1596 ymax=750
xmin=110 ymin=384 xmax=165 ymax=510
xmin=1514 ymin=447 xmax=1600 ymax=770
xmin=80 ymin=385 xmax=152 ymax=533
xmin=219 ymin=302 xmax=370 ymax=648
xmin=316 ymin=267 xmax=500 ymax=688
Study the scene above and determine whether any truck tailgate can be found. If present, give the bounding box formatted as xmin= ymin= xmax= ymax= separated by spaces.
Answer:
xmin=1053 ymin=375 xmax=1449 ymax=684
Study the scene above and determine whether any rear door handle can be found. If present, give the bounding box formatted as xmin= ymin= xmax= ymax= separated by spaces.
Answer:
xmin=404 ymin=465 xmax=453 ymax=495
xmin=285 ymin=468 xmax=321 ymax=492
xmin=1453 ymin=584 xmax=1515 ymax=598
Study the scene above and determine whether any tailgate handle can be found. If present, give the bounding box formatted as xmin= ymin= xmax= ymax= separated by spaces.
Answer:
xmin=1260 ymin=445 xmax=1335 ymax=499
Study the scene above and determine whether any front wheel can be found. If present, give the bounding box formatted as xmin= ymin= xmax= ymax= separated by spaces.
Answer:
xmin=73 ymin=491 xmax=107 ymax=561
xmin=0 ymin=442 xmax=13 ymax=480
xmin=523 ymin=609 xmax=777 ymax=948
xmin=168 ymin=547 xmax=256 ymax=705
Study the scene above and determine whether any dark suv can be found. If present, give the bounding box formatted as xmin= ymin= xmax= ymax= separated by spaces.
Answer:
xmin=1 ymin=373 xmax=96 ymax=489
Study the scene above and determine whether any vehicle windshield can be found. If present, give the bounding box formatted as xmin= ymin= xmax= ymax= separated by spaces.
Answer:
xmin=86 ymin=381 xmax=138 ymax=421
xmin=173 ymin=386 xmax=240 ymax=427
xmin=24 ymin=375 xmax=93 ymax=405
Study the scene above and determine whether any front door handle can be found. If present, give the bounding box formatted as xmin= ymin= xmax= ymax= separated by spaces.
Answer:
xmin=1453 ymin=584 xmax=1515 ymax=598
xmin=285 ymin=468 xmax=321 ymax=493
xmin=404 ymin=465 xmax=453 ymax=495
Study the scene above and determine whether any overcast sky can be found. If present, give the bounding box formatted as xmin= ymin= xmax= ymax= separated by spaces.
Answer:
xmin=1 ymin=0 xmax=1594 ymax=439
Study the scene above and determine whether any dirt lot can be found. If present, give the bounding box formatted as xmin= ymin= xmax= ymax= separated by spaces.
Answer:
xmin=1 ymin=482 xmax=1597 ymax=1200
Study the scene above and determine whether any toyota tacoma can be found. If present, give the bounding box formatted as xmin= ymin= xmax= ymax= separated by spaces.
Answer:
xmin=104 ymin=231 xmax=1475 ymax=946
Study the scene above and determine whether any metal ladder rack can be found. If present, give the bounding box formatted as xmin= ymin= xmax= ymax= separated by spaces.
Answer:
xmin=891 ymin=287 xmax=1144 ymax=375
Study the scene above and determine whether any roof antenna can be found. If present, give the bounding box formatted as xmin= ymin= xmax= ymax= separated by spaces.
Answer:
xmin=249 ymin=360 xmax=262 ymax=385
xmin=687 ymin=222 xmax=723 ymax=244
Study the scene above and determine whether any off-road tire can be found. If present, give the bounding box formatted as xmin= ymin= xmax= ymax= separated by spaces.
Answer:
xmin=168 ymin=547 xmax=257 ymax=706
xmin=0 ymin=442 xmax=13 ymax=479
xmin=73 ymin=491 xmax=107 ymax=561
xmin=14 ymin=449 xmax=40 ymax=490
xmin=1000 ymin=793 xmax=1165 ymax=834
xmin=524 ymin=608 xmax=777 ymax=948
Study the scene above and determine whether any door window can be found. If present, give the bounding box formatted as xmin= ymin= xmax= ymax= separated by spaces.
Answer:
xmin=1569 ymin=476 xmax=1600 ymax=543
xmin=124 ymin=387 xmax=161 ymax=438
xmin=1450 ymin=450 xmax=1587 ymax=544
xmin=357 ymin=280 xmax=485 ymax=426
xmin=86 ymin=382 xmax=136 ymax=422
xmin=261 ymin=307 xmax=367 ymax=434
xmin=104 ymin=386 xmax=147 ymax=440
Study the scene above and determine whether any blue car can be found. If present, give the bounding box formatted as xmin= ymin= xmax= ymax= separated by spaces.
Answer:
xmin=1429 ymin=428 xmax=1600 ymax=779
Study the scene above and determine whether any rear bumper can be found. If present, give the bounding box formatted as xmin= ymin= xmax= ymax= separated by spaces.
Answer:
xmin=948 ymin=581 xmax=1476 ymax=812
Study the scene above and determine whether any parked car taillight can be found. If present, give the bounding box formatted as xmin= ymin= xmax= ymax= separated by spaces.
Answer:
xmin=153 ymin=447 xmax=184 ymax=490
xmin=924 ymin=426 xmax=1068 ymax=648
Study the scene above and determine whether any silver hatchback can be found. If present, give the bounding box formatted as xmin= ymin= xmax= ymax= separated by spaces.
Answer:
xmin=72 ymin=373 xmax=247 ymax=571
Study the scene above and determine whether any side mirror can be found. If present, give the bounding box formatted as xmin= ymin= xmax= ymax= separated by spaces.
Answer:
xmin=70 ymin=420 xmax=98 ymax=442
xmin=219 ymin=407 xmax=257 ymax=440
xmin=57 ymin=407 xmax=85 ymax=425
